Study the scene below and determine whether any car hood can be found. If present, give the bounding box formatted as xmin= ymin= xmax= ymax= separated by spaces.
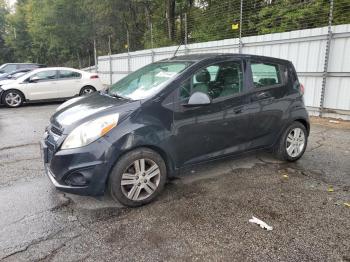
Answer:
xmin=51 ymin=92 xmax=141 ymax=134
xmin=0 ymin=79 xmax=15 ymax=86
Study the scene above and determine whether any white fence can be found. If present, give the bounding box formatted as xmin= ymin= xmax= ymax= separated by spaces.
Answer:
xmin=96 ymin=24 xmax=350 ymax=120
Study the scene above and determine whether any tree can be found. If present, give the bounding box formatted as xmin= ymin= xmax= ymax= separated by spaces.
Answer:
xmin=0 ymin=0 xmax=13 ymax=64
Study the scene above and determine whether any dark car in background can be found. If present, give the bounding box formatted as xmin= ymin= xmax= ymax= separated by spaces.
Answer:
xmin=42 ymin=53 xmax=309 ymax=207
xmin=0 ymin=68 xmax=33 ymax=81
xmin=0 ymin=63 xmax=46 ymax=76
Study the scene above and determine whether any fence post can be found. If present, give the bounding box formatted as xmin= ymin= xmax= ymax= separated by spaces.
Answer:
xmin=239 ymin=0 xmax=243 ymax=54
xmin=319 ymin=0 xmax=334 ymax=117
xmin=151 ymin=50 xmax=155 ymax=63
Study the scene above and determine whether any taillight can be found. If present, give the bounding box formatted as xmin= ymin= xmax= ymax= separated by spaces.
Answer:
xmin=90 ymin=75 xmax=99 ymax=79
xmin=300 ymin=83 xmax=305 ymax=95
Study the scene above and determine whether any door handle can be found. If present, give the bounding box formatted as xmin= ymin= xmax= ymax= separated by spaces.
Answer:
xmin=233 ymin=106 xmax=244 ymax=114
xmin=251 ymin=92 xmax=272 ymax=102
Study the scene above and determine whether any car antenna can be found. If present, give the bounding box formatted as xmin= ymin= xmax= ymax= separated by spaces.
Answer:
xmin=169 ymin=40 xmax=184 ymax=60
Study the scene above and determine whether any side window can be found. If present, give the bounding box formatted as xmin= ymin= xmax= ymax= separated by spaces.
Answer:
xmin=180 ymin=61 xmax=243 ymax=100
xmin=18 ymin=64 xmax=31 ymax=69
xmin=59 ymin=70 xmax=81 ymax=79
xmin=30 ymin=70 xmax=57 ymax=82
xmin=250 ymin=62 xmax=282 ymax=88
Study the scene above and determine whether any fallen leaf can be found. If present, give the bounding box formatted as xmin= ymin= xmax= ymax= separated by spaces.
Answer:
xmin=328 ymin=187 xmax=334 ymax=192
xmin=344 ymin=203 xmax=350 ymax=208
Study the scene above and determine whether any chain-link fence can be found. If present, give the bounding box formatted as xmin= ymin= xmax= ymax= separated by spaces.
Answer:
xmin=93 ymin=0 xmax=349 ymax=54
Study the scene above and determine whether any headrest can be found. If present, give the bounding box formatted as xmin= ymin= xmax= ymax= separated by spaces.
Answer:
xmin=195 ymin=69 xmax=210 ymax=83
xmin=220 ymin=67 xmax=239 ymax=84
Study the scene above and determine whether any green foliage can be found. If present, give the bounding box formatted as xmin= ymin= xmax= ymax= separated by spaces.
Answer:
xmin=0 ymin=0 xmax=13 ymax=64
xmin=0 ymin=0 xmax=349 ymax=67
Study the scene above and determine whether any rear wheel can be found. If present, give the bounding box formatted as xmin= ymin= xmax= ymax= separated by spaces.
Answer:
xmin=79 ymin=86 xmax=96 ymax=96
xmin=3 ymin=90 xmax=24 ymax=108
xmin=108 ymin=148 xmax=167 ymax=207
xmin=275 ymin=122 xmax=308 ymax=162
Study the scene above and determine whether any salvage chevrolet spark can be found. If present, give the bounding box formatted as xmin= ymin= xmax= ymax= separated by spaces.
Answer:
xmin=42 ymin=54 xmax=309 ymax=207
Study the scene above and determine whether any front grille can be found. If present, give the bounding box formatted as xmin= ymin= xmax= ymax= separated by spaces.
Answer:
xmin=51 ymin=125 xmax=63 ymax=136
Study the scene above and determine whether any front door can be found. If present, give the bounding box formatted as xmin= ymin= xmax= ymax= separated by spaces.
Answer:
xmin=171 ymin=60 xmax=251 ymax=167
xmin=25 ymin=70 xmax=59 ymax=100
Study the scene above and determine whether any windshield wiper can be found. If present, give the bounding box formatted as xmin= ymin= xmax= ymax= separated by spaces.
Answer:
xmin=107 ymin=90 xmax=130 ymax=100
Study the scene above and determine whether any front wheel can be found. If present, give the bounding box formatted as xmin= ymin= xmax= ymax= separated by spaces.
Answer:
xmin=3 ymin=90 xmax=24 ymax=108
xmin=108 ymin=148 xmax=167 ymax=207
xmin=275 ymin=122 xmax=308 ymax=162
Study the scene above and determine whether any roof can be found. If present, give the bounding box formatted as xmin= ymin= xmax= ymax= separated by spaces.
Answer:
xmin=30 ymin=67 xmax=85 ymax=72
xmin=165 ymin=53 xmax=290 ymax=64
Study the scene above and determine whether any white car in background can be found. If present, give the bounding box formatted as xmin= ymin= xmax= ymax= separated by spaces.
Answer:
xmin=0 ymin=67 xmax=103 ymax=107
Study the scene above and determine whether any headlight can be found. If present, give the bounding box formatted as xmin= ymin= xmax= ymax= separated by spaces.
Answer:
xmin=61 ymin=113 xmax=119 ymax=149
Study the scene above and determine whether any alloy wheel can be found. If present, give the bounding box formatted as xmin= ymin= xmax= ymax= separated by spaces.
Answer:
xmin=286 ymin=127 xmax=305 ymax=158
xmin=5 ymin=92 xmax=22 ymax=107
xmin=83 ymin=88 xmax=94 ymax=94
xmin=120 ymin=158 xmax=161 ymax=201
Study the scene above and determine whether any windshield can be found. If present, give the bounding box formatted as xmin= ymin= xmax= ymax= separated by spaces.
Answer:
xmin=109 ymin=62 xmax=191 ymax=100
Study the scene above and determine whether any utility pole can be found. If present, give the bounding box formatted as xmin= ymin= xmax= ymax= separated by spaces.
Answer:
xmin=93 ymin=39 xmax=97 ymax=73
xmin=239 ymin=0 xmax=243 ymax=54
xmin=184 ymin=12 xmax=188 ymax=46
xmin=127 ymin=29 xmax=130 ymax=53
xmin=109 ymin=35 xmax=112 ymax=85
xmin=150 ymin=22 xmax=154 ymax=49
xmin=108 ymin=35 xmax=112 ymax=55
xmin=127 ymin=29 xmax=131 ymax=73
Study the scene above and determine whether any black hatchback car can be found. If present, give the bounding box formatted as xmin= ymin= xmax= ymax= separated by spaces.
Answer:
xmin=42 ymin=54 xmax=309 ymax=207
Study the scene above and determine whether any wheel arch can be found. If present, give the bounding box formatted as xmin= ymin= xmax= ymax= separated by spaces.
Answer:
xmin=79 ymin=85 xmax=96 ymax=95
xmin=105 ymin=145 xmax=175 ymax=185
xmin=1 ymin=88 xmax=26 ymax=104
xmin=104 ymin=144 xmax=176 ymax=190
xmin=293 ymin=118 xmax=310 ymax=136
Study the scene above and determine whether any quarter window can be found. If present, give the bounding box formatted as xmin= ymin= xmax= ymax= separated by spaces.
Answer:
xmin=180 ymin=61 xmax=243 ymax=100
xmin=59 ymin=70 xmax=81 ymax=79
xmin=251 ymin=62 xmax=281 ymax=88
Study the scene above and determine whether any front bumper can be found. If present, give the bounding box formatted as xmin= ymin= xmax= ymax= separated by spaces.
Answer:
xmin=0 ymin=88 xmax=4 ymax=103
xmin=41 ymin=134 xmax=116 ymax=196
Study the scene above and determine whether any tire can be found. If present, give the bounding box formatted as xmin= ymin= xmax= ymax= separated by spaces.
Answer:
xmin=79 ymin=86 xmax=96 ymax=96
xmin=2 ymin=90 xmax=24 ymax=108
xmin=275 ymin=121 xmax=308 ymax=162
xmin=108 ymin=148 xmax=167 ymax=207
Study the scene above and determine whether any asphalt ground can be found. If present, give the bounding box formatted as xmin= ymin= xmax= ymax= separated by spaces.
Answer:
xmin=0 ymin=103 xmax=349 ymax=261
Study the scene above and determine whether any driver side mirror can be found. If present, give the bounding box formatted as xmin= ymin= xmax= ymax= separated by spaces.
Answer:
xmin=185 ymin=92 xmax=211 ymax=107
xmin=29 ymin=76 xmax=40 ymax=83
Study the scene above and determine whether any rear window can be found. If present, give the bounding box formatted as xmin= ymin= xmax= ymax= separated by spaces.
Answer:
xmin=251 ymin=62 xmax=282 ymax=88
xmin=59 ymin=70 xmax=81 ymax=79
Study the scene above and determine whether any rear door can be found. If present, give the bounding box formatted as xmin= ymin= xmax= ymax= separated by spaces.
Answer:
xmin=25 ymin=70 xmax=59 ymax=100
xmin=57 ymin=70 xmax=83 ymax=98
xmin=245 ymin=59 xmax=289 ymax=148
xmin=171 ymin=59 xmax=251 ymax=166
